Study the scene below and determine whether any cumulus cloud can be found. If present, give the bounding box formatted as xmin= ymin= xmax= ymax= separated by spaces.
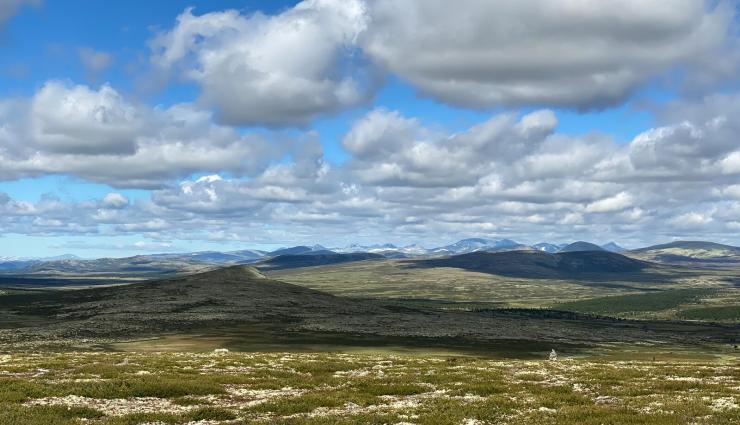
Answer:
xmin=721 ymin=152 xmax=740 ymax=174
xmin=4 ymin=91 xmax=740 ymax=246
xmin=627 ymin=119 xmax=732 ymax=177
xmin=361 ymin=0 xmax=734 ymax=109
xmin=140 ymin=0 xmax=738 ymax=125
xmin=101 ymin=193 xmax=128 ymax=209
xmin=669 ymin=211 xmax=714 ymax=229
xmin=343 ymin=108 xmax=559 ymax=188
xmin=342 ymin=108 xmax=418 ymax=159
xmin=152 ymin=138 xmax=336 ymax=214
xmin=149 ymin=0 xmax=375 ymax=126
xmin=586 ymin=192 xmax=634 ymax=213
xmin=29 ymin=81 xmax=143 ymax=155
xmin=139 ymin=97 xmax=740 ymax=245
xmin=610 ymin=96 xmax=740 ymax=185
xmin=50 ymin=239 xmax=175 ymax=252
xmin=0 ymin=81 xmax=290 ymax=188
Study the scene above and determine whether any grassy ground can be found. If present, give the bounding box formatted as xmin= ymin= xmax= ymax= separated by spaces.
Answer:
xmin=556 ymin=288 xmax=714 ymax=316
xmin=680 ymin=306 xmax=740 ymax=321
xmin=107 ymin=324 xmax=584 ymax=359
xmin=268 ymin=259 xmax=740 ymax=321
xmin=556 ymin=288 xmax=740 ymax=321
xmin=0 ymin=351 xmax=738 ymax=424
xmin=267 ymin=259 xmax=731 ymax=307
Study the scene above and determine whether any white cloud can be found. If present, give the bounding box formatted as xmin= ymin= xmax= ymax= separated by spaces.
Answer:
xmin=64 ymin=97 xmax=735 ymax=246
xmin=136 ymin=0 xmax=738 ymax=125
xmin=150 ymin=0 xmax=374 ymax=126
xmin=29 ymin=81 xmax=143 ymax=155
xmin=133 ymin=240 xmax=173 ymax=250
xmin=5 ymin=94 xmax=740 ymax=246
xmin=344 ymin=108 xmax=561 ymax=188
xmin=118 ymin=219 xmax=169 ymax=232
xmin=342 ymin=108 xmax=418 ymax=159
xmin=361 ymin=0 xmax=733 ymax=109
xmin=586 ymin=192 xmax=634 ymax=213
xmin=669 ymin=211 xmax=714 ymax=229
xmin=721 ymin=185 xmax=740 ymax=199
xmin=0 ymin=81 xmax=290 ymax=188
xmin=101 ymin=193 xmax=129 ymax=209
xmin=720 ymin=151 xmax=740 ymax=174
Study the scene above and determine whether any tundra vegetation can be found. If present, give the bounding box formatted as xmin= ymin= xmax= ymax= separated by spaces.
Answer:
xmin=0 ymin=351 xmax=738 ymax=425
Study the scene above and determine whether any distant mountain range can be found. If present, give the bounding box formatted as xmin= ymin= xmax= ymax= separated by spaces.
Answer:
xmin=1 ymin=238 xmax=736 ymax=275
xmin=429 ymin=238 xmax=530 ymax=255
xmin=257 ymin=252 xmax=384 ymax=271
xmin=0 ymin=254 xmax=81 ymax=262
xmin=0 ymin=254 xmax=83 ymax=271
xmin=532 ymin=242 xmax=562 ymax=253
xmin=601 ymin=242 xmax=626 ymax=253
xmin=267 ymin=245 xmax=331 ymax=257
xmin=332 ymin=238 xmax=619 ymax=256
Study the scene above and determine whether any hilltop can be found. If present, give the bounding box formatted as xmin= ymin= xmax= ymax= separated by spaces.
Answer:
xmin=411 ymin=250 xmax=648 ymax=279
xmin=629 ymin=241 xmax=740 ymax=265
xmin=558 ymin=241 xmax=605 ymax=253
xmin=0 ymin=266 xmax=381 ymax=342
xmin=267 ymin=245 xmax=333 ymax=257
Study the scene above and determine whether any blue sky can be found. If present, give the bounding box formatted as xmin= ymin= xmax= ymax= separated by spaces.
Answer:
xmin=0 ymin=0 xmax=738 ymax=257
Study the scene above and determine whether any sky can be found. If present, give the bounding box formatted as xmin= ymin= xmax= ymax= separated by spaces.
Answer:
xmin=0 ymin=0 xmax=739 ymax=258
